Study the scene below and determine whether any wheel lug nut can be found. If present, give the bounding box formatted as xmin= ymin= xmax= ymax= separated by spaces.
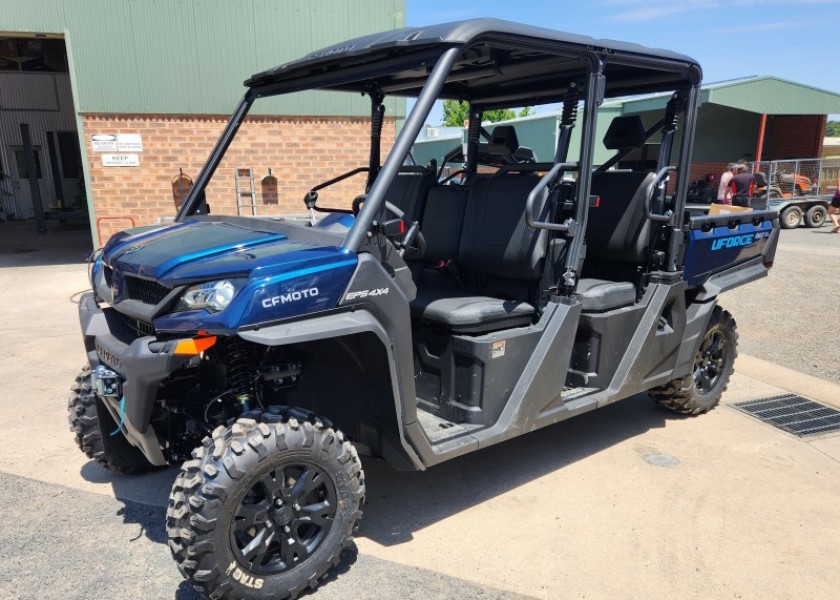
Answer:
xmin=293 ymin=503 xmax=300 ymax=511
xmin=275 ymin=499 xmax=283 ymax=506
xmin=284 ymin=526 xmax=291 ymax=533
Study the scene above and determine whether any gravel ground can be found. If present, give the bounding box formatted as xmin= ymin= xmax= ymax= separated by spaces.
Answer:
xmin=719 ymin=224 xmax=840 ymax=384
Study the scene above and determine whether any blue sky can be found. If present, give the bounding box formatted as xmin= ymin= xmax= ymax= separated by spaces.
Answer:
xmin=406 ymin=0 xmax=840 ymax=123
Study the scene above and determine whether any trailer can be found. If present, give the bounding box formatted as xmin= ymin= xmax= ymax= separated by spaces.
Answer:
xmin=768 ymin=195 xmax=831 ymax=229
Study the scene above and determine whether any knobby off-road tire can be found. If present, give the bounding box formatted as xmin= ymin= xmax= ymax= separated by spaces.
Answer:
xmin=167 ymin=409 xmax=365 ymax=600
xmin=67 ymin=366 xmax=156 ymax=475
xmin=650 ymin=306 xmax=738 ymax=415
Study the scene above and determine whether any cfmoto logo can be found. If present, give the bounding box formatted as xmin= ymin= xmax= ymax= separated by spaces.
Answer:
xmin=711 ymin=234 xmax=754 ymax=251
xmin=262 ymin=287 xmax=319 ymax=308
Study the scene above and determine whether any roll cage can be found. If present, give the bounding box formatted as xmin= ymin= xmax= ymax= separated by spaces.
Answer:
xmin=177 ymin=18 xmax=702 ymax=276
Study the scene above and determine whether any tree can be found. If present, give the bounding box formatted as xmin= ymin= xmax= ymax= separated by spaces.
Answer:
xmin=518 ymin=106 xmax=533 ymax=118
xmin=483 ymin=108 xmax=516 ymax=122
xmin=826 ymin=121 xmax=840 ymax=137
xmin=441 ymin=100 xmax=470 ymax=127
xmin=440 ymin=100 xmax=525 ymax=126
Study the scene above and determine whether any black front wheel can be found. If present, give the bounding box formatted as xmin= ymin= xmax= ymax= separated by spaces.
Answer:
xmin=650 ymin=306 xmax=738 ymax=415
xmin=167 ymin=409 xmax=364 ymax=600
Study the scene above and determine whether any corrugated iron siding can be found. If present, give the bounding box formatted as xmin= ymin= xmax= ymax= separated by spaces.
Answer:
xmin=1 ymin=0 xmax=405 ymax=116
xmin=0 ymin=73 xmax=78 ymax=217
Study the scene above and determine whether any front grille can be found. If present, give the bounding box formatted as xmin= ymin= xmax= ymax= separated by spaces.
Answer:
xmin=125 ymin=276 xmax=170 ymax=305
xmin=119 ymin=313 xmax=156 ymax=339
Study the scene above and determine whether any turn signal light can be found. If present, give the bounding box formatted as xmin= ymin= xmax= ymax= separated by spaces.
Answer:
xmin=173 ymin=336 xmax=218 ymax=355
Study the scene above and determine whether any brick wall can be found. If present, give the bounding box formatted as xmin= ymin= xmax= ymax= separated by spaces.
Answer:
xmin=82 ymin=114 xmax=396 ymax=241
xmin=688 ymin=161 xmax=729 ymax=187
xmin=766 ymin=115 xmax=825 ymax=160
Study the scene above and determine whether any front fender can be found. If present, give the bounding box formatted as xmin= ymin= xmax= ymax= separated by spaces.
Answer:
xmin=238 ymin=308 xmax=423 ymax=470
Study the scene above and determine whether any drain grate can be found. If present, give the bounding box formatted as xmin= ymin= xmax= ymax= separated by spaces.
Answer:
xmin=733 ymin=394 xmax=840 ymax=437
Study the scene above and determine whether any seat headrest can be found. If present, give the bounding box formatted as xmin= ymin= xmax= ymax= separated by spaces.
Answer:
xmin=603 ymin=116 xmax=646 ymax=150
xmin=489 ymin=125 xmax=520 ymax=154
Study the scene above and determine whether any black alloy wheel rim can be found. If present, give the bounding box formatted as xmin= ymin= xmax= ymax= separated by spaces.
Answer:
xmin=694 ymin=329 xmax=727 ymax=393
xmin=230 ymin=461 xmax=338 ymax=575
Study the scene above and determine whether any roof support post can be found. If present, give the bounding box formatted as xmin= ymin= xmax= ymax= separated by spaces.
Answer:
xmin=755 ymin=113 xmax=767 ymax=165
xmin=177 ymin=93 xmax=255 ymax=220
xmin=366 ymin=87 xmax=385 ymax=192
xmin=668 ymin=83 xmax=701 ymax=271
xmin=344 ymin=46 xmax=462 ymax=252
xmin=562 ymin=60 xmax=604 ymax=289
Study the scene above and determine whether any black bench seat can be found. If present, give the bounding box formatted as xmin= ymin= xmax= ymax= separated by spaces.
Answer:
xmin=409 ymin=174 xmax=548 ymax=334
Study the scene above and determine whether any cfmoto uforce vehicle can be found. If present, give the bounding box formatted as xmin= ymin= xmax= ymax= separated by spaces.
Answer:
xmin=69 ymin=19 xmax=779 ymax=599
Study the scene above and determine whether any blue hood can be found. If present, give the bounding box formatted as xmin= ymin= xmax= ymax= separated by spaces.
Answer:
xmin=100 ymin=218 xmax=358 ymax=332
xmin=104 ymin=220 xmax=321 ymax=285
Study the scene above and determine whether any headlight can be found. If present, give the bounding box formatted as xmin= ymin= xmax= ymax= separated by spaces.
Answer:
xmin=175 ymin=279 xmax=245 ymax=313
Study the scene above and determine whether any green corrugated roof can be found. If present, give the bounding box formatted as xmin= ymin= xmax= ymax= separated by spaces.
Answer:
xmin=618 ymin=76 xmax=840 ymax=115
xmin=705 ymin=76 xmax=840 ymax=115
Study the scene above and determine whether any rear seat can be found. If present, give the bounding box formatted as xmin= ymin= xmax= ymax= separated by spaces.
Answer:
xmin=383 ymin=166 xmax=435 ymax=223
xmin=574 ymin=170 xmax=657 ymax=311
xmin=411 ymin=175 xmax=548 ymax=334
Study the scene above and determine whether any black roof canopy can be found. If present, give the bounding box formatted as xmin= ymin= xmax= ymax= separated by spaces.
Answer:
xmin=246 ymin=19 xmax=702 ymax=106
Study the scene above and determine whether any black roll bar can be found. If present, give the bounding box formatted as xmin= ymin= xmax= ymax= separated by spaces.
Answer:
xmin=177 ymin=93 xmax=254 ymax=220
xmin=343 ymin=47 xmax=462 ymax=252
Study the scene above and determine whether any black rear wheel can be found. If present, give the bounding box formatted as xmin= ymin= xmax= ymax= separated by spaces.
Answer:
xmin=67 ymin=366 xmax=156 ymax=475
xmin=167 ymin=409 xmax=364 ymax=600
xmin=650 ymin=307 xmax=738 ymax=415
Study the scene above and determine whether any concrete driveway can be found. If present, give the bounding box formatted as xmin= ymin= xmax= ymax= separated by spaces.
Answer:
xmin=1 ymin=221 xmax=838 ymax=600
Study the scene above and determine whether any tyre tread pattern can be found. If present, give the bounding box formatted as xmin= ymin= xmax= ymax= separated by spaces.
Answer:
xmin=650 ymin=307 xmax=738 ymax=415
xmin=166 ymin=406 xmax=364 ymax=600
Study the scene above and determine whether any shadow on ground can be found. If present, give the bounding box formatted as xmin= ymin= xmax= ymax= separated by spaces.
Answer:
xmin=359 ymin=393 xmax=671 ymax=545
xmin=81 ymin=392 xmax=673 ymax=552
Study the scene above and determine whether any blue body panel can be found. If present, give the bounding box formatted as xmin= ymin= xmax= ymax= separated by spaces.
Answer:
xmin=683 ymin=220 xmax=774 ymax=288
xmin=99 ymin=219 xmax=358 ymax=333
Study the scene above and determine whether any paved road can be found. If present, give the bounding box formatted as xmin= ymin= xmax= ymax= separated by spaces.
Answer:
xmin=721 ymin=224 xmax=840 ymax=384
xmin=1 ymin=220 xmax=839 ymax=600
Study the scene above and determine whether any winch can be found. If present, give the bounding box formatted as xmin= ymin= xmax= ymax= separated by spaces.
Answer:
xmin=91 ymin=365 xmax=122 ymax=401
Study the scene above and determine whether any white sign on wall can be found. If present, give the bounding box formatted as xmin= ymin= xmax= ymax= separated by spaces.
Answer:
xmin=91 ymin=134 xmax=117 ymax=152
xmin=102 ymin=154 xmax=140 ymax=167
xmin=117 ymin=133 xmax=143 ymax=152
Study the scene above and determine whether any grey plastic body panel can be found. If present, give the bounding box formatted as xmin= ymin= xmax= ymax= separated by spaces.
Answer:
xmin=78 ymin=293 xmax=187 ymax=466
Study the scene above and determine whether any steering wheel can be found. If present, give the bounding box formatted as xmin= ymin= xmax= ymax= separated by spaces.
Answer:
xmin=352 ymin=194 xmax=426 ymax=260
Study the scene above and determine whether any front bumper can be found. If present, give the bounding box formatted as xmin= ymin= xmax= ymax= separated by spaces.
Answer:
xmin=79 ymin=292 xmax=194 ymax=466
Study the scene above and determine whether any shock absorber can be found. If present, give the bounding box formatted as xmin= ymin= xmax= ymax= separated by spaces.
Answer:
xmin=219 ymin=338 xmax=254 ymax=413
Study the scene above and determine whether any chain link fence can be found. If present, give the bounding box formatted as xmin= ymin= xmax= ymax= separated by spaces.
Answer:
xmin=747 ymin=158 xmax=840 ymax=201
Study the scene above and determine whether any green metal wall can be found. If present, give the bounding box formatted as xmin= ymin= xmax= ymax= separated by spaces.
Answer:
xmin=0 ymin=0 xmax=405 ymax=116
xmin=691 ymin=104 xmax=760 ymax=162
xmin=411 ymin=105 xmax=624 ymax=170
